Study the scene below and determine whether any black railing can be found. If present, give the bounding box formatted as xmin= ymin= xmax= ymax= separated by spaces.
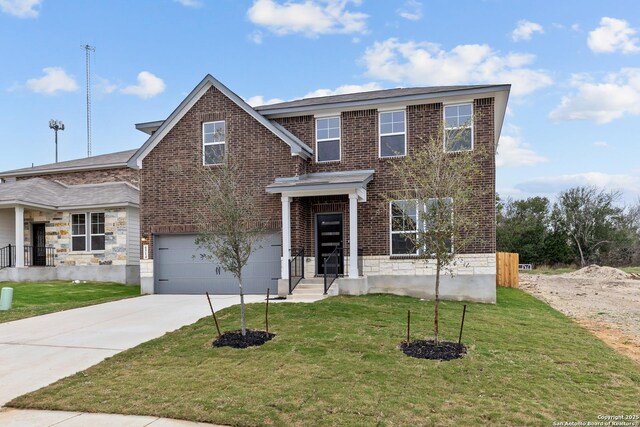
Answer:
xmin=0 ymin=244 xmax=14 ymax=270
xmin=24 ymin=246 xmax=55 ymax=267
xmin=289 ymin=248 xmax=304 ymax=294
xmin=323 ymin=246 xmax=342 ymax=295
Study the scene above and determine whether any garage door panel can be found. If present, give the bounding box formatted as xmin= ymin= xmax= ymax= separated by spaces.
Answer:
xmin=154 ymin=233 xmax=281 ymax=295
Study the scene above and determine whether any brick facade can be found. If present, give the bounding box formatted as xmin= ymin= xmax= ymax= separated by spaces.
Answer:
xmin=15 ymin=167 xmax=139 ymax=187
xmin=139 ymin=86 xmax=497 ymax=261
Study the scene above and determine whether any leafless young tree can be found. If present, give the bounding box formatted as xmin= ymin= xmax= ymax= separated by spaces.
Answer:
xmin=387 ymin=120 xmax=490 ymax=344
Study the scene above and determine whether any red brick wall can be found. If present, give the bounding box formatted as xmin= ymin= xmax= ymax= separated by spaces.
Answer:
xmin=140 ymin=88 xmax=496 ymax=259
xmin=15 ymin=167 xmax=139 ymax=186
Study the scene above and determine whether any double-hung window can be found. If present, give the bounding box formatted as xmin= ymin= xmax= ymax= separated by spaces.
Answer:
xmin=379 ymin=110 xmax=406 ymax=158
xmin=444 ymin=104 xmax=473 ymax=152
xmin=316 ymin=117 xmax=340 ymax=162
xmin=390 ymin=200 xmax=418 ymax=255
xmin=203 ymin=121 xmax=225 ymax=165
xmin=71 ymin=212 xmax=105 ymax=252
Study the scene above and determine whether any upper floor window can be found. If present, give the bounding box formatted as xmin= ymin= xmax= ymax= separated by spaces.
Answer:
xmin=203 ymin=121 xmax=225 ymax=165
xmin=316 ymin=117 xmax=340 ymax=162
xmin=444 ymin=104 xmax=473 ymax=152
xmin=71 ymin=212 xmax=105 ymax=252
xmin=379 ymin=110 xmax=406 ymax=158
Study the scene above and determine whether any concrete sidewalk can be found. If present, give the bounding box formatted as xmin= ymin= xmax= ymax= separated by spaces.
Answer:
xmin=0 ymin=294 xmax=264 ymax=405
xmin=0 ymin=408 xmax=223 ymax=426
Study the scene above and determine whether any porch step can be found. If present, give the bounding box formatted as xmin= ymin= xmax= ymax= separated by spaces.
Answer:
xmin=290 ymin=279 xmax=326 ymax=297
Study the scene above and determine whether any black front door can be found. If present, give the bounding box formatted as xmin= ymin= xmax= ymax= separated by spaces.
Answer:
xmin=316 ymin=213 xmax=343 ymax=275
xmin=32 ymin=223 xmax=46 ymax=266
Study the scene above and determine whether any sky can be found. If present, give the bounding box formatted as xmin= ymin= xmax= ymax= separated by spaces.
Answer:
xmin=1 ymin=0 xmax=639 ymax=203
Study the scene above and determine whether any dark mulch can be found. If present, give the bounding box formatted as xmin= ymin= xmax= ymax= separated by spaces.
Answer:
xmin=212 ymin=330 xmax=275 ymax=349
xmin=400 ymin=340 xmax=467 ymax=361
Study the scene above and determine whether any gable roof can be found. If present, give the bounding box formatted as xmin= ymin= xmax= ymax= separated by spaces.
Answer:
xmin=0 ymin=178 xmax=139 ymax=210
xmin=0 ymin=149 xmax=137 ymax=178
xmin=254 ymin=85 xmax=509 ymax=115
xmin=128 ymin=74 xmax=313 ymax=168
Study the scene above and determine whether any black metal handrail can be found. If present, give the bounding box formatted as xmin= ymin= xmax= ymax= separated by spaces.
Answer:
xmin=288 ymin=248 xmax=304 ymax=294
xmin=323 ymin=246 xmax=342 ymax=295
xmin=24 ymin=246 xmax=55 ymax=267
xmin=0 ymin=244 xmax=14 ymax=270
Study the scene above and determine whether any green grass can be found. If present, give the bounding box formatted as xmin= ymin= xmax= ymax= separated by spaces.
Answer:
xmin=8 ymin=289 xmax=640 ymax=426
xmin=0 ymin=281 xmax=140 ymax=323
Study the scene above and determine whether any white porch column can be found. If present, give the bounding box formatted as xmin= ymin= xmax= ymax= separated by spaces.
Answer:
xmin=15 ymin=206 xmax=24 ymax=268
xmin=348 ymin=193 xmax=359 ymax=278
xmin=281 ymin=196 xmax=291 ymax=280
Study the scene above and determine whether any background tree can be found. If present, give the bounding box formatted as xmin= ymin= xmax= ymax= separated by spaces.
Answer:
xmin=496 ymin=196 xmax=550 ymax=265
xmin=388 ymin=122 xmax=490 ymax=345
xmin=191 ymin=162 xmax=266 ymax=337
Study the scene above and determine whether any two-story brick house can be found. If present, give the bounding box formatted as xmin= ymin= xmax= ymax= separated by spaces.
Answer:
xmin=129 ymin=74 xmax=509 ymax=302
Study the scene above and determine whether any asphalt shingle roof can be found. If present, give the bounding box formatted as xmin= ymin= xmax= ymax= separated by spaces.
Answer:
xmin=0 ymin=178 xmax=139 ymax=209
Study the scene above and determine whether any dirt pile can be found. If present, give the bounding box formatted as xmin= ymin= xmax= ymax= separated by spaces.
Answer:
xmin=561 ymin=264 xmax=636 ymax=281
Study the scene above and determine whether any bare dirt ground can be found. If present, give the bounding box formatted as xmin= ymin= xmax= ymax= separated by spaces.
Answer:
xmin=520 ymin=265 xmax=640 ymax=363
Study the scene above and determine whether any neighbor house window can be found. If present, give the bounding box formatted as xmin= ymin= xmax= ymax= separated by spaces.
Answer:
xmin=315 ymin=116 xmax=341 ymax=162
xmin=390 ymin=200 xmax=418 ymax=255
xmin=71 ymin=212 xmax=105 ymax=252
xmin=379 ymin=110 xmax=406 ymax=158
xmin=203 ymin=121 xmax=225 ymax=165
xmin=444 ymin=104 xmax=473 ymax=152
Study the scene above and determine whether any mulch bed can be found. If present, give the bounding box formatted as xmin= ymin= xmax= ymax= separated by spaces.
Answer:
xmin=400 ymin=340 xmax=467 ymax=361
xmin=212 ymin=330 xmax=275 ymax=349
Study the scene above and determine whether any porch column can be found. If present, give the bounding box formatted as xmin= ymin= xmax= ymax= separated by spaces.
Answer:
xmin=281 ymin=196 xmax=291 ymax=280
xmin=15 ymin=206 xmax=24 ymax=268
xmin=348 ymin=193 xmax=358 ymax=278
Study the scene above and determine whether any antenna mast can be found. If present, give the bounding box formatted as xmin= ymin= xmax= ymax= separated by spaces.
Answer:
xmin=81 ymin=44 xmax=95 ymax=157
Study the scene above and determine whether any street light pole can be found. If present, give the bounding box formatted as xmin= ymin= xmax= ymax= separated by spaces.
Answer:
xmin=49 ymin=119 xmax=65 ymax=163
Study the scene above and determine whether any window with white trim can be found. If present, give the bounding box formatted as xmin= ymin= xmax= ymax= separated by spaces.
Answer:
xmin=379 ymin=110 xmax=406 ymax=157
xmin=444 ymin=104 xmax=473 ymax=152
xmin=390 ymin=200 xmax=418 ymax=255
xmin=316 ymin=117 xmax=340 ymax=162
xmin=203 ymin=121 xmax=225 ymax=165
xmin=71 ymin=212 xmax=105 ymax=252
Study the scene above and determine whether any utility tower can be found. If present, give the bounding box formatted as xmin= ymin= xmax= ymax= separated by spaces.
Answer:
xmin=81 ymin=44 xmax=95 ymax=157
xmin=49 ymin=119 xmax=65 ymax=163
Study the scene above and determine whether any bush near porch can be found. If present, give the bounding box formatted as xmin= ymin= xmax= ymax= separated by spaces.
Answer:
xmin=8 ymin=288 xmax=640 ymax=426
xmin=0 ymin=281 xmax=140 ymax=323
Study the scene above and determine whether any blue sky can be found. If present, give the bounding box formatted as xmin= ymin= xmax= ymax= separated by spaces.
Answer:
xmin=1 ymin=0 xmax=639 ymax=203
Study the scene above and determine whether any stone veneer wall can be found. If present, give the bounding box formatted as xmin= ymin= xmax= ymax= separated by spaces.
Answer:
xmin=361 ymin=254 xmax=496 ymax=276
xmin=23 ymin=208 xmax=133 ymax=266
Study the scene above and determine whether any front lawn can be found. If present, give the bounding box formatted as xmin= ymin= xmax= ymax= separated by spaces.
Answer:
xmin=0 ymin=281 xmax=140 ymax=323
xmin=9 ymin=289 xmax=640 ymax=426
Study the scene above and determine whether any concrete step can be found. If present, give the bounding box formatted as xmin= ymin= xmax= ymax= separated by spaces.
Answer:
xmin=299 ymin=277 xmax=325 ymax=285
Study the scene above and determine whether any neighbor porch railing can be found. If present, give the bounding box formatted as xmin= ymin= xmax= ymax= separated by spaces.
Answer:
xmin=24 ymin=246 xmax=55 ymax=267
xmin=288 ymin=248 xmax=304 ymax=294
xmin=323 ymin=246 xmax=342 ymax=295
xmin=0 ymin=245 xmax=15 ymax=270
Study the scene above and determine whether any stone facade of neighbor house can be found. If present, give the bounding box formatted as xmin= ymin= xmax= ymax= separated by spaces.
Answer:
xmin=129 ymin=75 xmax=510 ymax=302
xmin=0 ymin=151 xmax=140 ymax=285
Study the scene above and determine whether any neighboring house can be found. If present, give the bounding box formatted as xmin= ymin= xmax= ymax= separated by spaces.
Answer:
xmin=129 ymin=74 xmax=509 ymax=302
xmin=0 ymin=150 xmax=141 ymax=284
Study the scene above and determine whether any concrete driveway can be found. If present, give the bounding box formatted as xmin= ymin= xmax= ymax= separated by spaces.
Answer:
xmin=0 ymin=294 xmax=265 ymax=405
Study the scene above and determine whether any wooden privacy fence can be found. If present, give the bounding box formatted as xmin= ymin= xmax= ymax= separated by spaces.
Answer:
xmin=496 ymin=252 xmax=519 ymax=288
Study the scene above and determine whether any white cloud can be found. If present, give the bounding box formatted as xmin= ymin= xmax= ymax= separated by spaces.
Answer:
xmin=121 ymin=71 xmax=166 ymax=99
xmin=248 ymin=30 xmax=264 ymax=44
xmin=174 ymin=0 xmax=202 ymax=7
xmin=588 ymin=17 xmax=640 ymax=54
xmin=511 ymin=20 xmax=544 ymax=42
xmin=496 ymin=135 xmax=548 ymax=168
xmin=0 ymin=0 xmax=41 ymax=18
xmin=549 ymin=68 xmax=640 ymax=123
xmin=516 ymin=172 xmax=640 ymax=197
xmin=247 ymin=0 xmax=368 ymax=37
xmin=361 ymin=38 xmax=552 ymax=96
xmin=245 ymin=95 xmax=284 ymax=107
xmin=303 ymin=82 xmax=382 ymax=98
xmin=26 ymin=67 xmax=78 ymax=95
xmin=94 ymin=76 xmax=117 ymax=95
xmin=593 ymin=141 xmax=609 ymax=147
xmin=398 ymin=0 xmax=422 ymax=21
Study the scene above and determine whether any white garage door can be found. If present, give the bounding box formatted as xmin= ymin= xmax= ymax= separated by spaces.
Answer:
xmin=154 ymin=233 xmax=281 ymax=295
